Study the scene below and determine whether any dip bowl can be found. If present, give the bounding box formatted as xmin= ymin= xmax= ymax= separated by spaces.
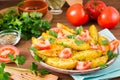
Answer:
xmin=18 ymin=0 xmax=48 ymax=16
xmin=0 ymin=30 xmax=21 ymax=45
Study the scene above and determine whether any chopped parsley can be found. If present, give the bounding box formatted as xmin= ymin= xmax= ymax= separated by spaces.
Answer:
xmin=75 ymin=39 xmax=84 ymax=45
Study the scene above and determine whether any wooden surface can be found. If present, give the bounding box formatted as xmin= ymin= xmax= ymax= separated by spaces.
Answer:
xmin=0 ymin=0 xmax=120 ymax=80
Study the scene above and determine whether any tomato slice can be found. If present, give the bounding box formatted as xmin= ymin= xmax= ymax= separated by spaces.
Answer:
xmin=35 ymin=39 xmax=51 ymax=50
xmin=0 ymin=45 xmax=19 ymax=62
xmin=90 ymin=45 xmax=106 ymax=52
xmin=109 ymin=40 xmax=119 ymax=51
xmin=59 ymin=48 xmax=72 ymax=58
xmin=76 ymin=30 xmax=91 ymax=42
xmin=50 ymin=27 xmax=62 ymax=33
xmin=76 ymin=61 xmax=91 ymax=70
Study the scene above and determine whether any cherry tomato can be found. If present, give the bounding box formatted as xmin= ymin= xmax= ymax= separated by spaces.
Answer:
xmin=76 ymin=61 xmax=91 ymax=70
xmin=59 ymin=48 xmax=72 ymax=58
xmin=98 ymin=7 xmax=120 ymax=29
xmin=0 ymin=45 xmax=19 ymax=62
xmin=85 ymin=0 xmax=106 ymax=20
xmin=66 ymin=3 xmax=89 ymax=26
xmin=35 ymin=39 xmax=51 ymax=50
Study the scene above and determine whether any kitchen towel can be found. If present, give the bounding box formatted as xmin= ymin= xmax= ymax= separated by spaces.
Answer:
xmin=71 ymin=29 xmax=120 ymax=80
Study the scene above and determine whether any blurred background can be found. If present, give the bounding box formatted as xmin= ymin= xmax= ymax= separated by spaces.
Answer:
xmin=0 ymin=0 xmax=120 ymax=12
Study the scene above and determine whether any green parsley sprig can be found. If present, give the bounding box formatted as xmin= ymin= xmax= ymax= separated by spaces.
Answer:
xmin=0 ymin=8 xmax=51 ymax=40
xmin=8 ymin=53 xmax=26 ymax=67
xmin=29 ymin=62 xmax=50 ymax=76
xmin=0 ymin=63 xmax=11 ymax=80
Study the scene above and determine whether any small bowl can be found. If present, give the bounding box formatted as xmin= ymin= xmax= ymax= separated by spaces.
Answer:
xmin=18 ymin=0 xmax=48 ymax=16
xmin=0 ymin=30 xmax=21 ymax=45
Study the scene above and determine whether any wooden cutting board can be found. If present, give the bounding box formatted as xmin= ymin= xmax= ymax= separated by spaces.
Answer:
xmin=0 ymin=6 xmax=53 ymax=22
xmin=5 ymin=66 xmax=58 ymax=80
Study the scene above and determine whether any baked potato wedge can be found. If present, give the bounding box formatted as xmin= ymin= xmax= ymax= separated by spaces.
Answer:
xmin=72 ymin=50 xmax=102 ymax=61
xmin=91 ymin=55 xmax=108 ymax=68
xmin=55 ymin=39 xmax=90 ymax=50
xmin=89 ymin=25 xmax=98 ymax=44
xmin=45 ymin=57 xmax=77 ymax=69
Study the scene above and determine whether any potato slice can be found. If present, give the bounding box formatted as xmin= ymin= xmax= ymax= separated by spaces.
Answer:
xmin=45 ymin=57 xmax=77 ymax=69
xmin=91 ymin=55 xmax=108 ymax=68
xmin=55 ymin=39 xmax=90 ymax=50
xmin=42 ymin=32 xmax=56 ymax=40
xmin=72 ymin=50 xmax=102 ymax=61
xmin=89 ymin=25 xmax=98 ymax=44
xmin=57 ymin=23 xmax=76 ymax=34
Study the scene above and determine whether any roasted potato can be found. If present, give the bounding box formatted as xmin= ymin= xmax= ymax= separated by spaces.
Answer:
xmin=72 ymin=50 xmax=102 ymax=61
xmin=89 ymin=25 xmax=98 ymax=44
xmin=45 ymin=57 xmax=77 ymax=69
xmin=55 ymin=39 xmax=90 ymax=50
xmin=91 ymin=56 xmax=108 ymax=68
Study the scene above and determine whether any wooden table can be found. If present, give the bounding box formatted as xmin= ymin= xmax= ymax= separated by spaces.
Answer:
xmin=0 ymin=0 xmax=120 ymax=80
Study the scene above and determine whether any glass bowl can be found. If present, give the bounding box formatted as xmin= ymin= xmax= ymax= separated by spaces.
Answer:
xmin=0 ymin=30 xmax=21 ymax=45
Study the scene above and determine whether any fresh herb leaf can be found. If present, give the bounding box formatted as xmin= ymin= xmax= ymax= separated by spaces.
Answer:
xmin=40 ymin=69 xmax=50 ymax=76
xmin=66 ymin=35 xmax=76 ymax=39
xmin=8 ymin=53 xmax=14 ymax=61
xmin=99 ymin=64 xmax=108 ymax=69
xmin=15 ymin=56 xmax=26 ymax=66
xmin=59 ymin=42 xmax=68 ymax=48
xmin=29 ymin=62 xmax=38 ymax=76
xmin=8 ymin=8 xmax=17 ymax=14
xmin=75 ymin=39 xmax=84 ymax=45
xmin=29 ymin=46 xmax=38 ymax=52
xmin=107 ymin=50 xmax=118 ymax=60
xmin=49 ymin=30 xmax=58 ymax=38
xmin=102 ymin=40 xmax=109 ymax=45
xmin=0 ymin=63 xmax=11 ymax=80
xmin=33 ymin=54 xmax=42 ymax=62
xmin=75 ymin=26 xmax=83 ymax=35
xmin=8 ymin=54 xmax=26 ymax=67
xmin=0 ymin=10 xmax=51 ymax=40
xmin=48 ymin=38 xmax=55 ymax=43
xmin=30 ymin=12 xmax=43 ymax=19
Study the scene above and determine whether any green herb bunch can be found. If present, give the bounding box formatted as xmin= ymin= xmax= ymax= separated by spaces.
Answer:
xmin=0 ymin=8 xmax=51 ymax=40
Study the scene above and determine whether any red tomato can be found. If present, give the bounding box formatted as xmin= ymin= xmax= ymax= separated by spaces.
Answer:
xmin=85 ymin=0 xmax=106 ymax=20
xmin=90 ymin=45 xmax=106 ymax=52
xmin=66 ymin=3 xmax=89 ymax=26
xmin=50 ymin=28 xmax=62 ymax=33
xmin=59 ymin=48 xmax=72 ymax=58
xmin=98 ymin=7 xmax=120 ymax=29
xmin=109 ymin=40 xmax=119 ymax=51
xmin=35 ymin=39 xmax=51 ymax=50
xmin=76 ymin=30 xmax=91 ymax=42
xmin=0 ymin=45 xmax=19 ymax=62
xmin=76 ymin=61 xmax=91 ymax=70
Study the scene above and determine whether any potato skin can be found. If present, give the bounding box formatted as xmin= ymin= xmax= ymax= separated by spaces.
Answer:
xmin=90 ymin=56 xmax=108 ymax=68
xmin=72 ymin=50 xmax=103 ymax=61
xmin=98 ymin=35 xmax=109 ymax=45
xmin=89 ymin=25 xmax=98 ymax=44
xmin=56 ymin=39 xmax=90 ymax=50
xmin=45 ymin=57 xmax=77 ymax=69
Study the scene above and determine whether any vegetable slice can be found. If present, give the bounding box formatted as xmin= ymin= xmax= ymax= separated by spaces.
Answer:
xmin=0 ymin=45 xmax=19 ymax=62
